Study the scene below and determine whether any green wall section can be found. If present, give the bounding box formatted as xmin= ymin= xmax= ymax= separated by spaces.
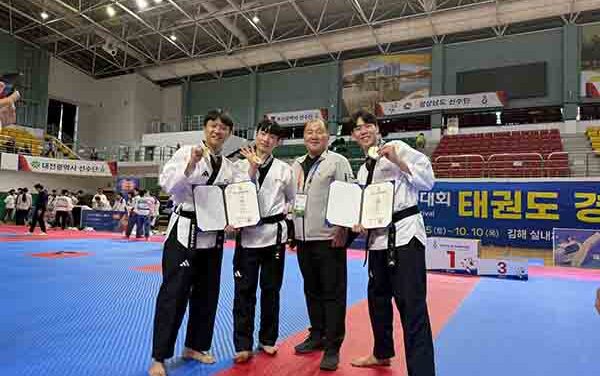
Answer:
xmin=188 ymin=75 xmax=254 ymax=129
xmin=256 ymin=62 xmax=339 ymax=125
xmin=0 ymin=32 xmax=49 ymax=128
xmin=444 ymin=29 xmax=564 ymax=109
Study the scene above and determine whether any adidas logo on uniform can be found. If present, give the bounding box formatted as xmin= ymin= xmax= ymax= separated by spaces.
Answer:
xmin=202 ymin=171 xmax=209 ymax=177
xmin=179 ymin=260 xmax=191 ymax=267
xmin=234 ymin=270 xmax=242 ymax=278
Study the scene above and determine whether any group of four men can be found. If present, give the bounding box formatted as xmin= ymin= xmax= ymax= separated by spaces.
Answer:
xmin=148 ymin=109 xmax=436 ymax=376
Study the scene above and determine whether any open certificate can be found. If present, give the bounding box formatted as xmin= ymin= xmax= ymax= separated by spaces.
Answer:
xmin=326 ymin=181 xmax=394 ymax=229
xmin=193 ymin=181 xmax=260 ymax=231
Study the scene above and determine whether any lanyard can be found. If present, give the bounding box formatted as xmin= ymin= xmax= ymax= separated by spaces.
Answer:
xmin=300 ymin=158 xmax=323 ymax=192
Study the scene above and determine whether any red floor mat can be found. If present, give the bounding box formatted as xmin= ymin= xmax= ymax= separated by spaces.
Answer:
xmin=217 ymin=273 xmax=479 ymax=376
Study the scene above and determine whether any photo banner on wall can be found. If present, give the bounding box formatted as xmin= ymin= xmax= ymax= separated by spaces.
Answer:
xmin=581 ymin=24 xmax=600 ymax=97
xmin=376 ymin=92 xmax=506 ymax=116
xmin=116 ymin=177 xmax=140 ymax=195
xmin=342 ymin=53 xmax=432 ymax=116
xmin=18 ymin=155 xmax=117 ymax=177
xmin=553 ymin=228 xmax=600 ymax=269
xmin=419 ymin=180 xmax=600 ymax=249
xmin=266 ymin=108 xmax=327 ymax=126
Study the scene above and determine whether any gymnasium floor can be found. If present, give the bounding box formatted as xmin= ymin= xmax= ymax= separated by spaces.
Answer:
xmin=1 ymin=225 xmax=599 ymax=376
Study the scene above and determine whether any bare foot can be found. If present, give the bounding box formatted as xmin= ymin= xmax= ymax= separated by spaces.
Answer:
xmin=183 ymin=348 xmax=216 ymax=364
xmin=260 ymin=345 xmax=278 ymax=356
xmin=233 ymin=351 xmax=252 ymax=363
xmin=351 ymin=354 xmax=391 ymax=368
xmin=148 ymin=361 xmax=167 ymax=376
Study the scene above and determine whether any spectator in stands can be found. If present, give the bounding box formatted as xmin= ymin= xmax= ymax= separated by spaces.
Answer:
xmin=54 ymin=190 xmax=73 ymax=230
xmin=112 ymin=192 xmax=127 ymax=212
xmin=3 ymin=189 xmax=16 ymax=223
xmin=27 ymin=184 xmax=48 ymax=235
xmin=5 ymin=137 xmax=16 ymax=154
xmin=416 ymin=132 xmax=426 ymax=151
xmin=330 ymin=137 xmax=348 ymax=155
xmin=90 ymin=148 xmax=99 ymax=161
xmin=15 ymin=188 xmax=32 ymax=225
xmin=176 ymin=143 xmax=181 ymax=150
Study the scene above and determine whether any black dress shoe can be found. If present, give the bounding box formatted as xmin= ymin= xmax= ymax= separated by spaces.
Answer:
xmin=319 ymin=351 xmax=339 ymax=371
xmin=294 ymin=337 xmax=324 ymax=354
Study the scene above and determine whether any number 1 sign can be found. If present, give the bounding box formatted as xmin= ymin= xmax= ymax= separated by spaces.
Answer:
xmin=426 ymin=237 xmax=479 ymax=275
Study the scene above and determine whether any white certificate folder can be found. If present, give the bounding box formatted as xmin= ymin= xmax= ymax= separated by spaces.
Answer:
xmin=326 ymin=181 xmax=394 ymax=229
xmin=192 ymin=181 xmax=260 ymax=231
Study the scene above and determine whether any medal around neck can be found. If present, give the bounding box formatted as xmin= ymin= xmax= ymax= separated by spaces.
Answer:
xmin=367 ymin=146 xmax=380 ymax=160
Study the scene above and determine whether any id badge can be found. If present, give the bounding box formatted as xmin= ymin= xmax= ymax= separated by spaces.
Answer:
xmin=293 ymin=194 xmax=308 ymax=217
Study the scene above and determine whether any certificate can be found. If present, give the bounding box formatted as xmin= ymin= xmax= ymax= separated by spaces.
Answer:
xmin=326 ymin=181 xmax=394 ymax=229
xmin=193 ymin=185 xmax=227 ymax=231
xmin=361 ymin=182 xmax=394 ymax=229
xmin=224 ymin=181 xmax=260 ymax=228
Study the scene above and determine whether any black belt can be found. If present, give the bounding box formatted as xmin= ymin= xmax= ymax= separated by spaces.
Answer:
xmin=174 ymin=209 xmax=224 ymax=251
xmin=236 ymin=213 xmax=287 ymax=260
xmin=391 ymin=205 xmax=420 ymax=223
xmin=364 ymin=205 xmax=421 ymax=267
xmin=260 ymin=213 xmax=286 ymax=225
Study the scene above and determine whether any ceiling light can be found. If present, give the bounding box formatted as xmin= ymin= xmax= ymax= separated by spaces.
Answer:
xmin=40 ymin=11 xmax=49 ymax=20
xmin=106 ymin=5 xmax=116 ymax=17
xmin=154 ymin=0 xmax=163 ymax=4
xmin=136 ymin=0 xmax=148 ymax=10
xmin=252 ymin=15 xmax=260 ymax=24
xmin=169 ymin=34 xmax=177 ymax=41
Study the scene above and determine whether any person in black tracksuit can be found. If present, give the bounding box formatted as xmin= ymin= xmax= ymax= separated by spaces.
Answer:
xmin=231 ymin=120 xmax=296 ymax=363
xmin=28 ymin=184 xmax=48 ymax=235
xmin=148 ymin=110 xmax=244 ymax=376
xmin=291 ymin=119 xmax=354 ymax=371
xmin=349 ymin=110 xmax=436 ymax=375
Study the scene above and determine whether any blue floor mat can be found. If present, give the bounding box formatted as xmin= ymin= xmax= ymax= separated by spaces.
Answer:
xmin=0 ymin=240 xmax=369 ymax=376
xmin=434 ymin=277 xmax=600 ymax=376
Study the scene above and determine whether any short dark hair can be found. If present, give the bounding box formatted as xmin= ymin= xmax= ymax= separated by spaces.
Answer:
xmin=61 ymin=189 xmax=68 ymax=195
xmin=34 ymin=183 xmax=43 ymax=190
xmin=9 ymin=189 xmax=15 ymax=194
xmin=204 ymin=109 xmax=234 ymax=130
xmin=351 ymin=109 xmax=378 ymax=129
xmin=256 ymin=118 xmax=284 ymax=138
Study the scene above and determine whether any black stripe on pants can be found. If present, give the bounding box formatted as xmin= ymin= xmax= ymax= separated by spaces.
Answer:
xmin=297 ymin=240 xmax=347 ymax=352
xmin=367 ymin=237 xmax=435 ymax=376
xmin=152 ymin=224 xmax=223 ymax=361
xmin=233 ymin=245 xmax=285 ymax=352
xmin=29 ymin=209 xmax=46 ymax=233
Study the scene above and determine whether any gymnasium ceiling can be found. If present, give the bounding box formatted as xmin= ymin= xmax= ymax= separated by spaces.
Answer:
xmin=1 ymin=0 xmax=600 ymax=84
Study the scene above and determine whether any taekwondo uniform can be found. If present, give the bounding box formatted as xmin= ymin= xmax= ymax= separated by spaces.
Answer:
xmin=355 ymin=140 xmax=436 ymax=375
xmin=232 ymin=155 xmax=296 ymax=352
xmin=151 ymin=143 xmax=245 ymax=362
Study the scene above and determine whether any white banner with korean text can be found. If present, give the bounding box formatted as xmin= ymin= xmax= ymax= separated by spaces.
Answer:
xmin=18 ymin=155 xmax=117 ymax=177
xmin=376 ymin=92 xmax=507 ymax=116
xmin=266 ymin=109 xmax=327 ymax=126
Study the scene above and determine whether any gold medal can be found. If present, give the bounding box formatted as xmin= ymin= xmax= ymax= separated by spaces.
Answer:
xmin=367 ymin=146 xmax=380 ymax=160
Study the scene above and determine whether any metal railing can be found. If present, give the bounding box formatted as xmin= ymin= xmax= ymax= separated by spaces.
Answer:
xmin=430 ymin=152 xmax=600 ymax=178
xmin=75 ymin=145 xmax=178 ymax=163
